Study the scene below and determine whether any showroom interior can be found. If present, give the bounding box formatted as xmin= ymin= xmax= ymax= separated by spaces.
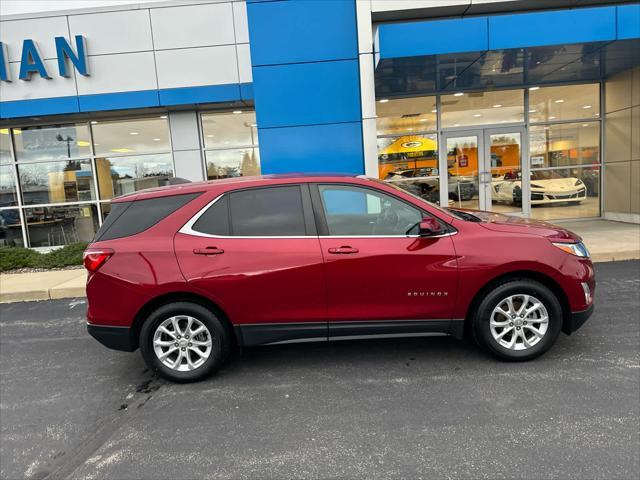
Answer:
xmin=376 ymin=84 xmax=605 ymax=221
xmin=0 ymin=0 xmax=639 ymax=249
xmin=371 ymin=2 xmax=640 ymax=224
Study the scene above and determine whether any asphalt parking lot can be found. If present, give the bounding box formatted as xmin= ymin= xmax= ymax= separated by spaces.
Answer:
xmin=1 ymin=260 xmax=639 ymax=480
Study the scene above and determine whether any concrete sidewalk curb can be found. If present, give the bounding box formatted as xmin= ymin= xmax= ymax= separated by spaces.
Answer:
xmin=590 ymin=250 xmax=640 ymax=263
xmin=49 ymin=273 xmax=88 ymax=300
xmin=0 ymin=269 xmax=86 ymax=303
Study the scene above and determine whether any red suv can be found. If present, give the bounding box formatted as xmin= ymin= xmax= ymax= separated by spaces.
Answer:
xmin=85 ymin=174 xmax=595 ymax=382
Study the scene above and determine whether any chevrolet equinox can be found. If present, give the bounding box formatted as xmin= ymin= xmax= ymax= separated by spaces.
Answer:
xmin=85 ymin=174 xmax=595 ymax=382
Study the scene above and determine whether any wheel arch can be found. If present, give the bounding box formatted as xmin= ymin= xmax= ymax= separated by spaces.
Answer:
xmin=464 ymin=269 xmax=572 ymax=337
xmin=130 ymin=292 xmax=236 ymax=350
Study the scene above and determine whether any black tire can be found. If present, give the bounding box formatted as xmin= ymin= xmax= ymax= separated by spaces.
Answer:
xmin=472 ymin=279 xmax=562 ymax=361
xmin=512 ymin=186 xmax=522 ymax=207
xmin=139 ymin=302 xmax=231 ymax=383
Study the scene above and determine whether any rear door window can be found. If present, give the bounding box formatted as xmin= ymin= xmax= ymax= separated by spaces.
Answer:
xmin=229 ymin=186 xmax=307 ymax=236
xmin=95 ymin=193 xmax=201 ymax=241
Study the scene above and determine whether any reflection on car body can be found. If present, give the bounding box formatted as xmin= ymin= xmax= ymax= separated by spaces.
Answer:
xmin=385 ymin=168 xmax=477 ymax=203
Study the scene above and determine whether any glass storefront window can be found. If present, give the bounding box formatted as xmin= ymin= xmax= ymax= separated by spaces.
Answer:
xmin=96 ymin=153 xmax=174 ymax=199
xmin=18 ymin=159 xmax=95 ymax=206
xmin=377 ymin=134 xmax=440 ymax=203
xmin=530 ymin=122 xmax=600 ymax=169
xmin=488 ymin=132 xmax=523 ymax=215
xmin=0 ymin=164 xmax=18 ymax=208
xmin=92 ymin=116 xmax=170 ymax=156
xmin=205 ymin=148 xmax=260 ymax=179
xmin=529 ymin=84 xmax=600 ymax=123
xmin=441 ymin=89 xmax=524 ymax=128
xmin=376 ymin=96 xmax=437 ymax=135
xmin=529 ymin=166 xmax=600 ymax=221
xmin=13 ymin=124 xmax=92 ymax=162
xmin=3 ymin=111 xmax=261 ymax=246
xmin=1 ymin=129 xmax=12 ymax=164
xmin=201 ymin=111 xmax=258 ymax=148
xmin=24 ymin=204 xmax=98 ymax=247
xmin=201 ymin=110 xmax=260 ymax=179
xmin=0 ymin=209 xmax=24 ymax=247
xmin=446 ymin=135 xmax=481 ymax=210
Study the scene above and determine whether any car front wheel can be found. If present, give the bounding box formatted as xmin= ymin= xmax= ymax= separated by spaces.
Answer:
xmin=140 ymin=302 xmax=230 ymax=382
xmin=473 ymin=279 xmax=562 ymax=361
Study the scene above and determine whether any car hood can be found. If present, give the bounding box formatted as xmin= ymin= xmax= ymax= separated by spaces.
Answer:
xmin=530 ymin=177 xmax=580 ymax=189
xmin=454 ymin=209 xmax=582 ymax=241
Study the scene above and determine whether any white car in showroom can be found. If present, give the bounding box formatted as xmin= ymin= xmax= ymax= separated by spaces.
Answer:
xmin=492 ymin=170 xmax=587 ymax=206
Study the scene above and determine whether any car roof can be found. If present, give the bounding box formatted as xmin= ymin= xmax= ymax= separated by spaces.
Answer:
xmin=111 ymin=173 xmax=361 ymax=203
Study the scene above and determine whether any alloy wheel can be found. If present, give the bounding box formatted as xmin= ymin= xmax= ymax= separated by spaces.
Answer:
xmin=489 ymin=294 xmax=549 ymax=350
xmin=153 ymin=315 xmax=213 ymax=371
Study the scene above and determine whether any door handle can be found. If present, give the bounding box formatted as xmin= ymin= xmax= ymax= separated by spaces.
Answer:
xmin=328 ymin=246 xmax=359 ymax=254
xmin=193 ymin=247 xmax=224 ymax=255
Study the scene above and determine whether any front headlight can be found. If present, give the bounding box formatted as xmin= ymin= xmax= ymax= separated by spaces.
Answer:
xmin=574 ymin=179 xmax=583 ymax=186
xmin=552 ymin=241 xmax=590 ymax=257
xmin=531 ymin=183 xmax=544 ymax=189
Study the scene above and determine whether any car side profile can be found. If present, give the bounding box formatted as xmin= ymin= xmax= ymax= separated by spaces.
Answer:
xmin=84 ymin=174 xmax=595 ymax=382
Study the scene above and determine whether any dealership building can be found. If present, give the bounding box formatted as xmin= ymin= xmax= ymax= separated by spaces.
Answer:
xmin=0 ymin=0 xmax=639 ymax=248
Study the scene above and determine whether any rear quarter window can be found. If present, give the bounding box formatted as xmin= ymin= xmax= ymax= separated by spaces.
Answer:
xmin=94 ymin=192 xmax=202 ymax=241
xmin=191 ymin=195 xmax=230 ymax=236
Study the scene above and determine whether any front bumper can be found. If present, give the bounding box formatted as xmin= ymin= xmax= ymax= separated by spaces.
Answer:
xmin=531 ymin=187 xmax=587 ymax=204
xmin=87 ymin=323 xmax=135 ymax=352
xmin=563 ymin=304 xmax=594 ymax=335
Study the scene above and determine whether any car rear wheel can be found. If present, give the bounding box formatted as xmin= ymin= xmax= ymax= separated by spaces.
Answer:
xmin=473 ymin=279 xmax=562 ymax=361
xmin=140 ymin=302 xmax=230 ymax=382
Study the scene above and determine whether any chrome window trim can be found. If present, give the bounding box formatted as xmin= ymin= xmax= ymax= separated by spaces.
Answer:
xmin=319 ymin=232 xmax=457 ymax=239
xmin=179 ymin=192 xmax=457 ymax=240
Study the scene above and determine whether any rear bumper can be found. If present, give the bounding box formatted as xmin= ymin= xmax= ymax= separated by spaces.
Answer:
xmin=87 ymin=323 xmax=135 ymax=352
xmin=563 ymin=304 xmax=594 ymax=335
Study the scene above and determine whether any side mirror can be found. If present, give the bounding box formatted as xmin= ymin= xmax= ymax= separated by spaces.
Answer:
xmin=419 ymin=217 xmax=444 ymax=237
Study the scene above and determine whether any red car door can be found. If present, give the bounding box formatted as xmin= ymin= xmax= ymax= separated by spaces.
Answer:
xmin=174 ymin=184 xmax=327 ymax=345
xmin=311 ymin=183 xmax=458 ymax=337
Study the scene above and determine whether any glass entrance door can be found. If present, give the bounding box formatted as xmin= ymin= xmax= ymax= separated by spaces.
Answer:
xmin=442 ymin=133 xmax=482 ymax=210
xmin=440 ymin=127 xmax=527 ymax=215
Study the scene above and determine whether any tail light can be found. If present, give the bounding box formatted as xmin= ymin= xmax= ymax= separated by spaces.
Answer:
xmin=83 ymin=248 xmax=114 ymax=273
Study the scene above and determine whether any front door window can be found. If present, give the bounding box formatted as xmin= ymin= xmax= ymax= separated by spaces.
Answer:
xmin=318 ymin=185 xmax=423 ymax=236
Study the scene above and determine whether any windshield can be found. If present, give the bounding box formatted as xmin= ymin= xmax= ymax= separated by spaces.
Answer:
xmin=531 ymin=170 xmax=565 ymax=181
xmin=369 ymin=178 xmax=467 ymax=221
